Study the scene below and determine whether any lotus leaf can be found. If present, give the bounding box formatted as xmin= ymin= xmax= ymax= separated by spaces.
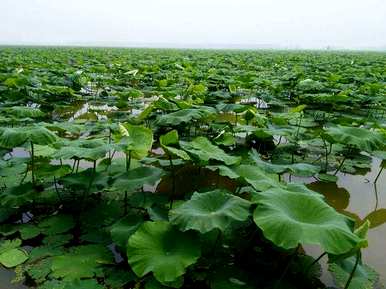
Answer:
xmin=127 ymin=221 xmax=201 ymax=283
xmin=180 ymin=137 xmax=241 ymax=165
xmin=169 ymin=189 xmax=251 ymax=233
xmin=253 ymin=188 xmax=364 ymax=254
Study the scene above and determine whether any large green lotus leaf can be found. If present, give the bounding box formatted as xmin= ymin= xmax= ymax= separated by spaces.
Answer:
xmin=169 ymin=190 xmax=251 ymax=233
xmin=38 ymin=279 xmax=104 ymax=289
xmin=104 ymin=267 xmax=136 ymax=289
xmin=328 ymin=257 xmax=379 ymax=289
xmin=0 ymin=182 xmax=37 ymax=207
xmin=110 ymin=214 xmax=144 ymax=249
xmin=160 ymin=130 xmax=190 ymax=160
xmin=155 ymin=108 xmax=215 ymax=127
xmin=51 ymin=245 xmax=114 ymax=280
xmin=296 ymin=79 xmax=324 ymax=92
xmin=2 ymin=106 xmax=45 ymax=118
xmin=28 ymin=126 xmax=58 ymax=145
xmin=53 ymin=138 xmax=110 ymax=161
xmin=250 ymin=150 xmax=319 ymax=176
xmin=0 ymin=127 xmax=28 ymax=148
xmin=116 ymin=123 xmax=153 ymax=159
xmin=0 ymin=126 xmax=57 ymax=148
xmin=180 ymin=137 xmax=241 ymax=165
xmin=112 ymin=166 xmax=163 ymax=192
xmin=0 ymin=239 xmax=22 ymax=253
xmin=323 ymin=126 xmax=385 ymax=152
xmin=206 ymin=165 xmax=240 ymax=179
xmin=160 ymin=130 xmax=179 ymax=146
xmin=38 ymin=214 xmax=75 ymax=236
xmin=0 ymin=248 xmax=28 ymax=268
xmin=127 ymin=221 xmax=201 ymax=283
xmin=0 ymin=239 xmax=28 ymax=268
xmin=252 ymin=189 xmax=363 ymax=255
xmin=233 ymin=165 xmax=281 ymax=191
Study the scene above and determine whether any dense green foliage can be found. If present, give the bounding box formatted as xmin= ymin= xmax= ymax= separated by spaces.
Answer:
xmin=0 ymin=47 xmax=385 ymax=289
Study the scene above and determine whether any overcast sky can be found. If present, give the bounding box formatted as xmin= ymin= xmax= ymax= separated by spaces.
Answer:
xmin=1 ymin=0 xmax=385 ymax=49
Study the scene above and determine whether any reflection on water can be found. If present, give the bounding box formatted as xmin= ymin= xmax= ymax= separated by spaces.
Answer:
xmin=303 ymin=157 xmax=386 ymax=286
xmin=0 ymin=269 xmax=27 ymax=289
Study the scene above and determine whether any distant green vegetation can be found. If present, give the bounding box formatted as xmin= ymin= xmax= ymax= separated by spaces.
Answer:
xmin=0 ymin=47 xmax=385 ymax=289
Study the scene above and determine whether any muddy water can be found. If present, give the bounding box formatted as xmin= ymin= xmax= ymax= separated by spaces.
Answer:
xmin=302 ymin=157 xmax=386 ymax=286
xmin=2 ymin=150 xmax=385 ymax=287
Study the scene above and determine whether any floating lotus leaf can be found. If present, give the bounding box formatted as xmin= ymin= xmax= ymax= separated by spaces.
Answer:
xmin=180 ymin=136 xmax=241 ymax=165
xmin=127 ymin=221 xmax=201 ymax=283
xmin=51 ymin=245 xmax=114 ymax=280
xmin=323 ymin=126 xmax=385 ymax=152
xmin=169 ymin=190 xmax=251 ymax=233
xmin=38 ymin=214 xmax=75 ymax=236
xmin=252 ymin=188 xmax=364 ymax=255
xmin=0 ymin=239 xmax=28 ymax=268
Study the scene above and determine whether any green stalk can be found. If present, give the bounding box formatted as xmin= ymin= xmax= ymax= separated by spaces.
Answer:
xmin=306 ymin=252 xmax=327 ymax=274
xmin=30 ymin=142 xmax=35 ymax=186
xmin=295 ymin=113 xmax=303 ymax=140
xmin=126 ymin=151 xmax=132 ymax=172
xmin=374 ymin=166 xmax=384 ymax=184
xmin=344 ymin=251 xmax=361 ymax=289
xmin=274 ymin=245 xmax=300 ymax=289
xmin=169 ymin=155 xmax=176 ymax=209
xmin=334 ymin=155 xmax=347 ymax=176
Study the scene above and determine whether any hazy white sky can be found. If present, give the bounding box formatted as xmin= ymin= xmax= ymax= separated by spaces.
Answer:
xmin=1 ymin=0 xmax=385 ymax=49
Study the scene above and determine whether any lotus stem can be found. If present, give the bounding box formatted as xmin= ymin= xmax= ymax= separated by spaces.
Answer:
xmin=306 ymin=252 xmax=327 ymax=274
xmin=334 ymin=155 xmax=346 ymax=176
xmin=124 ymin=190 xmax=128 ymax=215
xmin=30 ymin=142 xmax=35 ymax=186
xmin=169 ymin=155 xmax=176 ymax=209
xmin=274 ymin=245 xmax=300 ymax=289
xmin=374 ymin=166 xmax=383 ymax=184
xmin=295 ymin=113 xmax=303 ymax=140
xmin=344 ymin=251 xmax=361 ymax=289
xmin=76 ymin=159 xmax=80 ymax=173
xmin=126 ymin=151 xmax=132 ymax=172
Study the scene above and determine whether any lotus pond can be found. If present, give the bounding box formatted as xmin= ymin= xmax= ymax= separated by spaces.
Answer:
xmin=0 ymin=47 xmax=385 ymax=289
